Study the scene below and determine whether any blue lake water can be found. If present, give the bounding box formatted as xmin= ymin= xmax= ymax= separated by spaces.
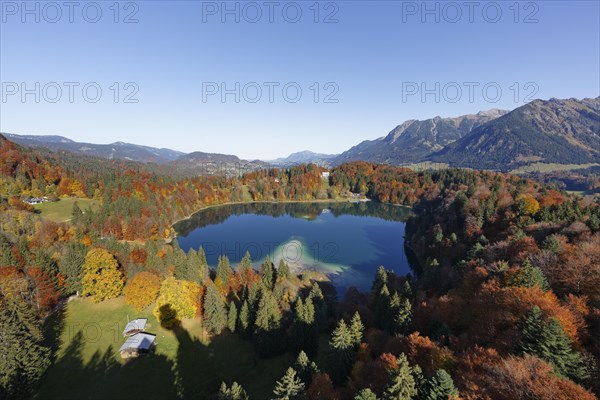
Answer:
xmin=174 ymin=202 xmax=412 ymax=294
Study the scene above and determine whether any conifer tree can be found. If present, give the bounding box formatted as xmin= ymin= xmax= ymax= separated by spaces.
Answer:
xmin=375 ymin=285 xmax=391 ymax=330
xmin=512 ymin=259 xmax=549 ymax=290
xmin=355 ymin=389 xmax=379 ymax=400
xmin=238 ymin=251 xmax=253 ymax=286
xmin=216 ymin=255 xmax=232 ymax=287
xmin=272 ymin=367 xmax=305 ymax=400
xmin=372 ymin=266 xmax=388 ymax=298
xmin=424 ymin=370 xmax=458 ymax=400
xmin=59 ymin=243 xmax=86 ymax=295
xmin=278 ymin=259 xmax=290 ymax=281
xmin=294 ymin=350 xmax=319 ymax=386
xmin=330 ymin=319 xmax=355 ymax=384
xmin=383 ymin=353 xmax=417 ymax=400
xmin=390 ymin=294 xmax=412 ymax=335
xmin=228 ymin=301 xmax=238 ymax=333
xmin=349 ymin=311 xmax=364 ymax=346
xmin=0 ymin=296 xmax=50 ymax=399
xmin=255 ymin=289 xmax=281 ymax=332
xmin=185 ymin=248 xmax=204 ymax=285
xmin=239 ymin=299 xmax=251 ymax=334
xmin=520 ymin=306 xmax=589 ymax=381
xmin=260 ymin=255 xmax=275 ymax=289
xmin=290 ymin=297 xmax=319 ymax=356
xmin=203 ymin=281 xmax=227 ymax=334
xmin=218 ymin=381 xmax=249 ymax=400
xmin=197 ymin=246 xmax=209 ymax=280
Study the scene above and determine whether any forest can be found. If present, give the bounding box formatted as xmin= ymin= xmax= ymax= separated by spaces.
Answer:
xmin=1 ymin=134 xmax=600 ymax=399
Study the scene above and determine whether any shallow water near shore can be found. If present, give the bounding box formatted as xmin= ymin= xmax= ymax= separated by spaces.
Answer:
xmin=174 ymin=201 xmax=412 ymax=294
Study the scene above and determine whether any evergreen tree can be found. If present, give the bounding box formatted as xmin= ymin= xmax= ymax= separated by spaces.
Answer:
xmin=59 ymin=243 xmax=86 ymax=295
xmin=512 ymin=259 xmax=549 ymax=290
xmin=390 ymin=294 xmax=412 ymax=335
xmin=255 ymin=289 xmax=281 ymax=332
xmin=260 ymin=255 xmax=275 ymax=290
xmin=329 ymin=319 xmax=355 ymax=384
xmin=32 ymin=249 xmax=58 ymax=285
xmin=218 ymin=381 xmax=249 ymax=400
xmin=401 ymin=280 xmax=412 ymax=299
xmin=424 ymin=370 xmax=458 ymax=400
xmin=355 ymin=389 xmax=379 ymax=400
xmin=169 ymin=241 xmax=188 ymax=279
xmin=0 ymin=234 xmax=16 ymax=266
xmin=197 ymin=246 xmax=209 ymax=280
xmin=71 ymin=201 xmax=83 ymax=223
xmin=238 ymin=300 xmax=251 ymax=334
xmin=308 ymin=282 xmax=327 ymax=330
xmin=216 ymin=255 xmax=232 ymax=287
xmin=294 ymin=350 xmax=319 ymax=386
xmin=520 ymin=306 xmax=589 ymax=381
xmin=375 ymin=285 xmax=391 ymax=330
xmin=290 ymin=297 xmax=319 ymax=356
xmin=372 ymin=266 xmax=388 ymax=298
xmin=349 ymin=311 xmax=364 ymax=346
xmin=383 ymin=353 xmax=417 ymax=400
xmin=238 ymin=251 xmax=253 ymax=286
xmin=278 ymin=259 xmax=290 ymax=281
xmin=0 ymin=296 xmax=50 ymax=399
xmin=185 ymin=248 xmax=205 ymax=285
xmin=203 ymin=282 xmax=227 ymax=334
xmin=272 ymin=368 xmax=305 ymax=400
xmin=228 ymin=301 xmax=238 ymax=333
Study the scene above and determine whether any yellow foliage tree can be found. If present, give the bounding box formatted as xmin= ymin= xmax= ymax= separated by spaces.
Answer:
xmin=153 ymin=277 xmax=200 ymax=328
xmin=520 ymin=195 xmax=540 ymax=215
xmin=81 ymin=248 xmax=124 ymax=303
xmin=124 ymin=272 xmax=161 ymax=312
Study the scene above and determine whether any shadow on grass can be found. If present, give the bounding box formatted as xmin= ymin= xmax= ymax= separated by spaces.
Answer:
xmin=38 ymin=303 xmax=291 ymax=399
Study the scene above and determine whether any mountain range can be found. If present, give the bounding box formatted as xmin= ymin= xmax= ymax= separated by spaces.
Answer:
xmin=3 ymin=96 xmax=599 ymax=172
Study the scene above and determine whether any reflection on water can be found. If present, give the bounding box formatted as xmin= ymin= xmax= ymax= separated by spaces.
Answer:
xmin=174 ymin=202 xmax=412 ymax=294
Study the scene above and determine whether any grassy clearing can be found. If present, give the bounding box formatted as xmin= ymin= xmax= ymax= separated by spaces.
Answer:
xmin=510 ymin=163 xmax=600 ymax=174
xmin=38 ymin=297 xmax=309 ymax=399
xmin=34 ymin=197 xmax=99 ymax=222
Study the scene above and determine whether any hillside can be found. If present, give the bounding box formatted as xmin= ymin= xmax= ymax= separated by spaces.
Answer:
xmin=333 ymin=109 xmax=508 ymax=165
xmin=3 ymin=133 xmax=185 ymax=164
xmin=430 ymin=97 xmax=600 ymax=170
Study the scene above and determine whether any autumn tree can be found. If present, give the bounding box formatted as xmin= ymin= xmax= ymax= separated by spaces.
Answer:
xmin=306 ymin=373 xmax=337 ymax=400
xmin=81 ymin=248 xmax=124 ymax=303
xmin=153 ymin=277 xmax=199 ymax=328
xmin=124 ymin=272 xmax=161 ymax=312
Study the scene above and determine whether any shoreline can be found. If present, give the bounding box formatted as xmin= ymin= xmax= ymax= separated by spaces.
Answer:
xmin=169 ymin=197 xmax=370 ymax=229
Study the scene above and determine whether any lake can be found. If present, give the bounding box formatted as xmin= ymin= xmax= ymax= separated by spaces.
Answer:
xmin=174 ymin=201 xmax=413 ymax=294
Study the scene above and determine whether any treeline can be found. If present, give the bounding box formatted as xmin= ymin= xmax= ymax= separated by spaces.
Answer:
xmin=2 ymin=135 xmax=600 ymax=398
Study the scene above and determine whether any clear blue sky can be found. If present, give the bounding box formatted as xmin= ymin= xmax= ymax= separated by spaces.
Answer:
xmin=1 ymin=0 xmax=599 ymax=159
